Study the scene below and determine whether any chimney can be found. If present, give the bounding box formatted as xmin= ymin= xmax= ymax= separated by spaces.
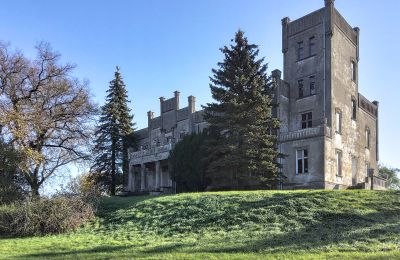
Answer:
xmin=147 ymin=110 xmax=154 ymax=121
xmin=324 ymin=0 xmax=334 ymax=7
xmin=174 ymin=91 xmax=180 ymax=110
xmin=353 ymin=27 xmax=360 ymax=61
xmin=272 ymin=69 xmax=282 ymax=80
xmin=281 ymin=17 xmax=290 ymax=54
xmin=188 ymin=95 xmax=196 ymax=113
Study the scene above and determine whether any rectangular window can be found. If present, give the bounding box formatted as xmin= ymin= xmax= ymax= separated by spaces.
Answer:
xmin=335 ymin=110 xmax=342 ymax=134
xmin=351 ymin=61 xmax=357 ymax=81
xmin=296 ymin=149 xmax=309 ymax=174
xmin=365 ymin=127 xmax=370 ymax=149
xmin=351 ymin=99 xmax=357 ymax=120
xmin=336 ymin=150 xmax=342 ymax=176
xmin=298 ymin=79 xmax=304 ymax=98
xmin=309 ymin=36 xmax=316 ymax=56
xmin=297 ymin=41 xmax=304 ymax=60
xmin=309 ymin=76 xmax=316 ymax=95
xmin=301 ymin=112 xmax=312 ymax=129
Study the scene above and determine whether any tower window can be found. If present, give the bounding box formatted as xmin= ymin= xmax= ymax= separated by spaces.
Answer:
xmin=301 ymin=112 xmax=312 ymax=129
xmin=298 ymin=79 xmax=304 ymax=98
xmin=351 ymin=98 xmax=357 ymax=120
xmin=351 ymin=61 xmax=357 ymax=81
xmin=336 ymin=150 xmax=342 ymax=176
xmin=335 ymin=110 xmax=342 ymax=134
xmin=297 ymin=41 xmax=304 ymax=60
xmin=309 ymin=36 xmax=316 ymax=56
xmin=309 ymin=75 xmax=316 ymax=95
xmin=365 ymin=127 xmax=370 ymax=149
xmin=296 ymin=149 xmax=308 ymax=174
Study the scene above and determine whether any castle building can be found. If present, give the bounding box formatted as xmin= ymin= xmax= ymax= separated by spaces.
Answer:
xmin=126 ymin=92 xmax=208 ymax=194
xmin=126 ymin=0 xmax=386 ymax=193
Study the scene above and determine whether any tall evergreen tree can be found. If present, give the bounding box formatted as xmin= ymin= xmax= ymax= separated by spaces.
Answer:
xmin=91 ymin=66 xmax=135 ymax=195
xmin=204 ymin=30 xmax=280 ymax=189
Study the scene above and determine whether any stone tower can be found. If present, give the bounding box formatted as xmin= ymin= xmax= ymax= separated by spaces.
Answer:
xmin=276 ymin=0 xmax=381 ymax=189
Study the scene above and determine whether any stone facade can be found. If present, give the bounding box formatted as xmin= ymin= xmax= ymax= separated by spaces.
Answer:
xmin=126 ymin=0 xmax=385 ymax=193
xmin=127 ymin=92 xmax=208 ymax=194
xmin=276 ymin=0 xmax=383 ymax=189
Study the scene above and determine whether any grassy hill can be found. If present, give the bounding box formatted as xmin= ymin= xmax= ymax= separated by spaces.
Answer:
xmin=1 ymin=190 xmax=399 ymax=259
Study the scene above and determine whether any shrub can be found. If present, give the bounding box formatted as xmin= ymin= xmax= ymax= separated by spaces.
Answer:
xmin=0 ymin=196 xmax=95 ymax=237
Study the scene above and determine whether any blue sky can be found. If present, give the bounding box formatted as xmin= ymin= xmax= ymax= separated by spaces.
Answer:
xmin=1 ymin=0 xmax=399 ymax=173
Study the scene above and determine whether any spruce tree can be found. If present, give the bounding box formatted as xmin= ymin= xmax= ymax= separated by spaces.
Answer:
xmin=92 ymin=66 xmax=135 ymax=195
xmin=204 ymin=30 xmax=280 ymax=189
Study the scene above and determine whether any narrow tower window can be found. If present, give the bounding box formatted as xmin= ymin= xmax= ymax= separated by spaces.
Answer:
xmin=335 ymin=110 xmax=342 ymax=134
xmin=336 ymin=150 xmax=342 ymax=176
xmin=351 ymin=98 xmax=357 ymax=120
xmin=309 ymin=75 xmax=316 ymax=95
xmin=351 ymin=61 xmax=357 ymax=81
xmin=298 ymin=79 xmax=304 ymax=98
xmin=297 ymin=41 xmax=304 ymax=60
xmin=365 ymin=127 xmax=370 ymax=149
xmin=309 ymin=36 xmax=316 ymax=56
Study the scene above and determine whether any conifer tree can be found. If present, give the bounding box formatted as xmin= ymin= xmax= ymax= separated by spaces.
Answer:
xmin=91 ymin=66 xmax=135 ymax=195
xmin=204 ymin=30 xmax=280 ymax=189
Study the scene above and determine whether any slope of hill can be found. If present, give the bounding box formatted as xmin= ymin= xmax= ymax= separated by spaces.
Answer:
xmin=1 ymin=190 xmax=399 ymax=259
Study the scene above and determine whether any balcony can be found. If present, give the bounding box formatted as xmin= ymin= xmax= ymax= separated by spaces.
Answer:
xmin=279 ymin=125 xmax=330 ymax=142
xmin=130 ymin=143 xmax=174 ymax=165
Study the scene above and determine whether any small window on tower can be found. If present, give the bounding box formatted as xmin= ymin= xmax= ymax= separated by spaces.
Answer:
xmin=365 ymin=127 xmax=371 ymax=149
xmin=309 ymin=75 xmax=316 ymax=95
xmin=309 ymin=36 xmax=316 ymax=56
xmin=297 ymin=41 xmax=304 ymax=60
xmin=298 ymin=79 xmax=304 ymax=98
xmin=351 ymin=61 xmax=357 ymax=82
xmin=351 ymin=98 xmax=357 ymax=120
xmin=301 ymin=112 xmax=312 ymax=129
xmin=336 ymin=110 xmax=342 ymax=134
xmin=336 ymin=150 xmax=342 ymax=176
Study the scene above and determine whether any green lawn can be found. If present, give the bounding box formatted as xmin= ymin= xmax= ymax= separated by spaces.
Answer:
xmin=1 ymin=190 xmax=400 ymax=259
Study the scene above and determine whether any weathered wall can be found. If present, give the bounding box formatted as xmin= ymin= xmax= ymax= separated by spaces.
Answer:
xmin=326 ymin=21 xmax=359 ymax=188
xmin=281 ymin=136 xmax=325 ymax=189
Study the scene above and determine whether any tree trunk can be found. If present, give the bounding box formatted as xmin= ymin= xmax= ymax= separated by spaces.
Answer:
xmin=111 ymin=138 xmax=116 ymax=196
xmin=31 ymin=182 xmax=40 ymax=198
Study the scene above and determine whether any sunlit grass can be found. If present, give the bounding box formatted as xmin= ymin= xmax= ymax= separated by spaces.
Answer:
xmin=1 ymin=190 xmax=399 ymax=259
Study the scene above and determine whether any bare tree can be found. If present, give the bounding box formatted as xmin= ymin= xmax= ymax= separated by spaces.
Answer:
xmin=0 ymin=42 xmax=97 ymax=196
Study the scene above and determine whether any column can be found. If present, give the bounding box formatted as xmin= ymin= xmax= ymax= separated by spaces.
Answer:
xmin=160 ymin=164 xmax=163 ymax=188
xmin=131 ymin=168 xmax=136 ymax=192
xmin=140 ymin=164 xmax=146 ymax=191
xmin=127 ymin=164 xmax=133 ymax=191
xmin=155 ymin=161 xmax=160 ymax=190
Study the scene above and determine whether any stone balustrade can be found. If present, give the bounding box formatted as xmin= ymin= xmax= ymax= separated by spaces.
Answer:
xmin=279 ymin=125 xmax=328 ymax=142
xmin=130 ymin=143 xmax=174 ymax=165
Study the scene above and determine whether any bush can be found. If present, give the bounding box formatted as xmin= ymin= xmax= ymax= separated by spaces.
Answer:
xmin=0 ymin=196 xmax=95 ymax=237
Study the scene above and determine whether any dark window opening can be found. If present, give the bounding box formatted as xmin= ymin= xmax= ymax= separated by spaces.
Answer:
xmin=366 ymin=127 xmax=370 ymax=149
xmin=309 ymin=36 xmax=316 ymax=56
xmin=301 ymin=112 xmax=312 ymax=129
xmin=309 ymin=76 xmax=316 ymax=95
xmin=298 ymin=79 xmax=304 ymax=98
xmin=352 ymin=99 xmax=357 ymax=120
xmin=297 ymin=41 xmax=304 ymax=60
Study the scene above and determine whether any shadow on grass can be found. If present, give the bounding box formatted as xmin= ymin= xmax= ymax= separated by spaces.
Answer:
xmin=191 ymin=209 xmax=400 ymax=254
xmin=18 ymin=245 xmax=134 ymax=258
